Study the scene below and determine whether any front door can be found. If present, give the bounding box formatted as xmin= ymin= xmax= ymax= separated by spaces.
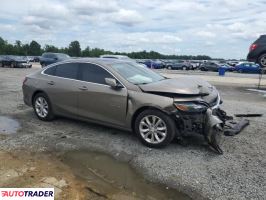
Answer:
xmin=77 ymin=63 xmax=128 ymax=127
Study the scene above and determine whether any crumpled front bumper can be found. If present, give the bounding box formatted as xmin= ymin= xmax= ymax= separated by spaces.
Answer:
xmin=174 ymin=94 xmax=227 ymax=154
xmin=204 ymin=108 xmax=224 ymax=154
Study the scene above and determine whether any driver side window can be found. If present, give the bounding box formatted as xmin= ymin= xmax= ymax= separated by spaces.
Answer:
xmin=79 ymin=63 xmax=114 ymax=85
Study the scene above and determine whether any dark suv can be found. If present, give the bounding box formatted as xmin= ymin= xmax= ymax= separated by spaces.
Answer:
xmin=247 ymin=35 xmax=266 ymax=68
xmin=40 ymin=53 xmax=70 ymax=67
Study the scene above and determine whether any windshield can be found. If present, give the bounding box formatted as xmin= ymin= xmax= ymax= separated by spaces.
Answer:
xmin=110 ymin=62 xmax=165 ymax=85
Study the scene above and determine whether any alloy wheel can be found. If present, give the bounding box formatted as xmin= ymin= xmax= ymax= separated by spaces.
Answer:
xmin=139 ymin=115 xmax=167 ymax=144
xmin=35 ymin=97 xmax=49 ymax=118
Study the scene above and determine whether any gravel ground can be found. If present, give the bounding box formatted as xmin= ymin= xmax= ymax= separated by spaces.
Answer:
xmin=0 ymin=65 xmax=265 ymax=200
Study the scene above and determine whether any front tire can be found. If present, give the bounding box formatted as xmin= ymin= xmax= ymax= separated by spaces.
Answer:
xmin=33 ymin=93 xmax=54 ymax=121
xmin=134 ymin=109 xmax=176 ymax=148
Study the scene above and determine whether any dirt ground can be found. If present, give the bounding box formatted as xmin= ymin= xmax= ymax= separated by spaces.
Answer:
xmin=0 ymin=151 xmax=87 ymax=199
xmin=0 ymin=64 xmax=265 ymax=200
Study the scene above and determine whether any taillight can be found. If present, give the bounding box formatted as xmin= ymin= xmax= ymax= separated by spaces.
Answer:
xmin=249 ymin=44 xmax=258 ymax=52
xmin=23 ymin=77 xmax=28 ymax=85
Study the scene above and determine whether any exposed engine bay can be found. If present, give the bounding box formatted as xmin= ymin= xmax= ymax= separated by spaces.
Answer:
xmin=174 ymin=107 xmax=249 ymax=154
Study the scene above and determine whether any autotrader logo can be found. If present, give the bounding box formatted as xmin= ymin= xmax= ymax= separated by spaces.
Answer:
xmin=0 ymin=188 xmax=54 ymax=200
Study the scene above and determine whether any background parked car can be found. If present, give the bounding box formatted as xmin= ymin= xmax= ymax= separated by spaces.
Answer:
xmin=234 ymin=62 xmax=262 ymax=74
xmin=143 ymin=59 xmax=164 ymax=69
xmin=219 ymin=64 xmax=235 ymax=72
xmin=166 ymin=60 xmax=192 ymax=70
xmin=190 ymin=60 xmax=200 ymax=70
xmin=0 ymin=55 xmax=32 ymax=68
xmin=247 ymin=35 xmax=266 ymax=68
xmin=40 ymin=52 xmax=70 ymax=67
xmin=227 ymin=60 xmax=240 ymax=67
xmin=28 ymin=56 xmax=40 ymax=62
xmin=199 ymin=62 xmax=220 ymax=71
xmin=100 ymin=54 xmax=132 ymax=60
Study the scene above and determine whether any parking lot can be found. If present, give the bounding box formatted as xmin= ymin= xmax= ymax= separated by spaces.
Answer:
xmin=0 ymin=63 xmax=265 ymax=199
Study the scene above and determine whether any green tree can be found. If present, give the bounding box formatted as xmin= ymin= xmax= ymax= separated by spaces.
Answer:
xmin=14 ymin=40 xmax=24 ymax=55
xmin=82 ymin=46 xmax=90 ymax=57
xmin=68 ymin=41 xmax=81 ymax=57
xmin=0 ymin=37 xmax=6 ymax=54
xmin=22 ymin=44 xmax=30 ymax=55
xmin=44 ymin=45 xmax=59 ymax=53
xmin=29 ymin=40 xmax=41 ymax=56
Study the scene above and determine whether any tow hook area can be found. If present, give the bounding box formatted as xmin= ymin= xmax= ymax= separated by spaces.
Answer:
xmin=204 ymin=109 xmax=224 ymax=154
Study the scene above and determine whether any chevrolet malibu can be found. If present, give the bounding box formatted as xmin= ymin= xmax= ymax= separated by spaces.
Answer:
xmin=23 ymin=58 xmax=224 ymax=153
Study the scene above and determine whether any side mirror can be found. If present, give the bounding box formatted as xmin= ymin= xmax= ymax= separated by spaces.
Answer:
xmin=105 ymin=78 xmax=123 ymax=89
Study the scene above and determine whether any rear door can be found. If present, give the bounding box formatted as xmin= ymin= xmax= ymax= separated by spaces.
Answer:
xmin=76 ymin=63 xmax=128 ymax=126
xmin=42 ymin=63 xmax=79 ymax=115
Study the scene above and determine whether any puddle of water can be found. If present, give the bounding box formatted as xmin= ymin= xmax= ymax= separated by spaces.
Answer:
xmin=61 ymin=151 xmax=192 ymax=200
xmin=0 ymin=116 xmax=20 ymax=135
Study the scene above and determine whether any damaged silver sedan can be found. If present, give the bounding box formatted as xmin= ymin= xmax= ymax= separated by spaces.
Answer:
xmin=23 ymin=58 xmax=229 ymax=153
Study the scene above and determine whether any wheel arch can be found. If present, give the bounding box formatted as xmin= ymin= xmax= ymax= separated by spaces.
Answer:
xmin=31 ymin=90 xmax=50 ymax=106
xmin=257 ymin=51 xmax=266 ymax=62
xmin=131 ymin=106 xmax=170 ymax=132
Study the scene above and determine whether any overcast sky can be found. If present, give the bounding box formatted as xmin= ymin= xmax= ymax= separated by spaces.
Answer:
xmin=0 ymin=0 xmax=265 ymax=58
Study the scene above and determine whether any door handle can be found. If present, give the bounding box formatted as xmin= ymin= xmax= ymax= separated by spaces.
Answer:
xmin=47 ymin=81 xmax=54 ymax=85
xmin=78 ymin=86 xmax=88 ymax=91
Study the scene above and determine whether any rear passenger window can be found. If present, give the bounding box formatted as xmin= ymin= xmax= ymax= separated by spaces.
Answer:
xmin=55 ymin=63 xmax=79 ymax=79
xmin=79 ymin=63 xmax=113 ymax=85
xmin=44 ymin=66 xmax=56 ymax=76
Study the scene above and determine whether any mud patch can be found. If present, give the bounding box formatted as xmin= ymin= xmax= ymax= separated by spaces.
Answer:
xmin=0 ymin=116 xmax=20 ymax=135
xmin=61 ymin=151 xmax=192 ymax=200
xmin=0 ymin=151 xmax=87 ymax=200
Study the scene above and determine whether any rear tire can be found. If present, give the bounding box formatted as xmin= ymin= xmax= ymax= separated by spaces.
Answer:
xmin=134 ymin=109 xmax=176 ymax=148
xmin=258 ymin=53 xmax=266 ymax=68
xmin=33 ymin=93 xmax=54 ymax=121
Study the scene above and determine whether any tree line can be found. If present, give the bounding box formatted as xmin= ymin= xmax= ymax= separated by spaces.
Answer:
xmin=0 ymin=36 xmax=211 ymax=60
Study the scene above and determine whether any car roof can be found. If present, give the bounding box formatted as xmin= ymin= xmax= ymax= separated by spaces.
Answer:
xmin=57 ymin=57 xmax=134 ymax=66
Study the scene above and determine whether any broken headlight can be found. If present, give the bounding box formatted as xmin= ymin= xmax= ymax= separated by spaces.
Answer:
xmin=174 ymin=102 xmax=207 ymax=113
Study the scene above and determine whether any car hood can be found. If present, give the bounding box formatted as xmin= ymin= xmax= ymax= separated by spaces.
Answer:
xmin=139 ymin=77 xmax=215 ymax=96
